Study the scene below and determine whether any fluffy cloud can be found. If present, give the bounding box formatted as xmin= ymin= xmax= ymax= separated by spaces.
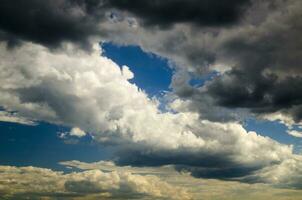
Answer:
xmin=1 ymin=0 xmax=302 ymax=196
xmin=70 ymin=127 xmax=86 ymax=137
xmin=61 ymin=160 xmax=302 ymax=199
xmin=287 ymin=130 xmax=302 ymax=138
xmin=243 ymin=156 xmax=302 ymax=189
xmin=0 ymin=41 xmax=205 ymax=150
xmin=0 ymin=165 xmax=190 ymax=199
xmin=61 ymin=157 xmax=302 ymax=190
xmin=0 ymin=41 xmax=301 ymax=187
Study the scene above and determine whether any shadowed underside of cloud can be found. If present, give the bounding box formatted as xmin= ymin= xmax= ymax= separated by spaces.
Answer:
xmin=0 ymin=0 xmax=250 ymax=49
xmin=0 ymin=0 xmax=106 ymax=49
xmin=104 ymin=0 xmax=251 ymax=27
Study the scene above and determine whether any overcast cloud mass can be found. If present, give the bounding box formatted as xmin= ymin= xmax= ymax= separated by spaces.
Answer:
xmin=0 ymin=0 xmax=302 ymax=199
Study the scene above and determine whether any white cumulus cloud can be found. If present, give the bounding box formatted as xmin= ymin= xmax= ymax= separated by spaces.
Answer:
xmin=70 ymin=127 xmax=86 ymax=137
xmin=0 ymin=41 xmax=301 ymax=187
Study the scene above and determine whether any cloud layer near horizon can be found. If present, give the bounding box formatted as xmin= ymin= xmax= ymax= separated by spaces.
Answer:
xmin=1 ymin=160 xmax=302 ymax=200
xmin=0 ymin=161 xmax=301 ymax=200
xmin=0 ymin=164 xmax=190 ymax=200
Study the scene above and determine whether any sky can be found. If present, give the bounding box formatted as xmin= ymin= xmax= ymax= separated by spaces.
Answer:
xmin=0 ymin=0 xmax=302 ymax=199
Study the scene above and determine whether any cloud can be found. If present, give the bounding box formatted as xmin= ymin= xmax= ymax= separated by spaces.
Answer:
xmin=0 ymin=0 xmax=258 ymax=77
xmin=287 ymin=130 xmax=302 ymax=138
xmin=2 ymin=0 xmax=302 ymax=125
xmin=0 ymin=0 xmax=302 ymax=195
xmin=0 ymin=0 xmax=106 ymax=49
xmin=104 ymin=0 xmax=251 ymax=27
xmin=0 ymin=165 xmax=190 ymax=200
xmin=60 ymin=160 xmax=302 ymax=199
xmin=199 ymin=0 xmax=302 ymax=122
xmin=0 ymin=0 xmax=252 ymax=50
xmin=60 ymin=160 xmax=178 ymax=176
xmin=243 ymin=156 xmax=302 ymax=189
xmin=3 ymin=161 xmax=302 ymax=200
xmin=0 ymin=41 xmax=301 ymax=186
xmin=94 ymin=0 xmax=302 ymax=125
xmin=0 ymin=110 xmax=36 ymax=125
xmin=70 ymin=127 xmax=86 ymax=137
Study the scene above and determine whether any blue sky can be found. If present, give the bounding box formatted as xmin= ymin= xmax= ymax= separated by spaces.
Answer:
xmin=0 ymin=121 xmax=112 ymax=171
xmin=101 ymin=42 xmax=173 ymax=97
xmin=244 ymin=118 xmax=302 ymax=154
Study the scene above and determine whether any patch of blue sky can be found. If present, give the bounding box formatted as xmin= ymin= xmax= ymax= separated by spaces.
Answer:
xmin=101 ymin=42 xmax=173 ymax=97
xmin=102 ymin=42 xmax=220 ymax=95
xmin=189 ymin=71 xmax=219 ymax=87
xmin=0 ymin=121 xmax=112 ymax=171
xmin=244 ymin=118 xmax=302 ymax=154
xmin=290 ymin=124 xmax=302 ymax=131
xmin=101 ymin=42 xmax=220 ymax=113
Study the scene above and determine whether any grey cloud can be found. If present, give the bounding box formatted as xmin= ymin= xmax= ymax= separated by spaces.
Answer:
xmin=0 ymin=0 xmax=106 ymax=49
xmin=204 ymin=0 xmax=302 ymax=122
xmin=105 ymin=0 xmax=251 ymax=27
xmin=140 ymin=0 xmax=302 ymax=124
xmin=0 ymin=0 xmax=252 ymax=50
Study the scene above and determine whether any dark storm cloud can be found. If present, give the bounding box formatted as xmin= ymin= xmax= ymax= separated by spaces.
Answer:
xmin=175 ymin=165 xmax=259 ymax=180
xmin=0 ymin=0 xmax=252 ymax=49
xmin=204 ymin=0 xmax=302 ymax=122
xmin=164 ymin=0 xmax=302 ymax=123
xmin=105 ymin=0 xmax=251 ymax=27
xmin=0 ymin=0 xmax=106 ymax=49
xmin=207 ymin=70 xmax=302 ymax=120
xmin=0 ymin=30 xmax=22 ymax=49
